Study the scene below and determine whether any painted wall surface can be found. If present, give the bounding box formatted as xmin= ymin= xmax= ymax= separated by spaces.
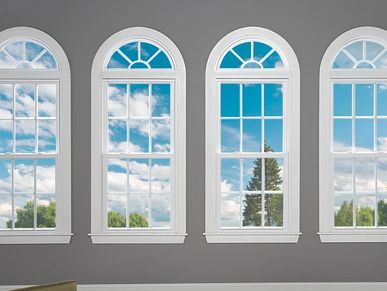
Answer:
xmin=0 ymin=0 xmax=387 ymax=285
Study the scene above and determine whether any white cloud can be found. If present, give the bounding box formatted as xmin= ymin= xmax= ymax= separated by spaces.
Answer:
xmin=221 ymin=180 xmax=234 ymax=192
xmin=129 ymin=92 xmax=149 ymax=117
xmin=108 ymin=85 xmax=127 ymax=117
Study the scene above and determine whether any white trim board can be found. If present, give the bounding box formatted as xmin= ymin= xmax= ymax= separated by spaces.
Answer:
xmin=1 ymin=283 xmax=387 ymax=291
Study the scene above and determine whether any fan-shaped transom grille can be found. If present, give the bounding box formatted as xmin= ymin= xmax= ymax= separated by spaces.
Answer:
xmin=219 ymin=40 xmax=285 ymax=69
xmin=333 ymin=40 xmax=387 ymax=69
xmin=0 ymin=39 xmax=57 ymax=69
xmin=106 ymin=41 xmax=173 ymax=69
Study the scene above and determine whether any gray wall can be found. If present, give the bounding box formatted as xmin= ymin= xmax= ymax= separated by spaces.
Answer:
xmin=1 ymin=0 xmax=387 ymax=285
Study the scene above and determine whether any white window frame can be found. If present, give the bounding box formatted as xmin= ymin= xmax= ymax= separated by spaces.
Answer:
xmin=0 ymin=27 xmax=72 ymax=244
xmin=320 ymin=27 xmax=387 ymax=243
xmin=205 ymin=27 xmax=300 ymax=243
xmin=90 ymin=27 xmax=186 ymax=244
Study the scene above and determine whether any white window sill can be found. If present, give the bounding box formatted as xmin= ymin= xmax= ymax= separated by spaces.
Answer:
xmin=204 ymin=232 xmax=301 ymax=243
xmin=0 ymin=232 xmax=73 ymax=244
xmin=319 ymin=232 xmax=387 ymax=242
xmin=89 ymin=232 xmax=187 ymax=244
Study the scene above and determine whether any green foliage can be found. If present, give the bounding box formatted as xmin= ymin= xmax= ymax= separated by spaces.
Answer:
xmin=334 ymin=200 xmax=353 ymax=226
xmin=6 ymin=201 xmax=56 ymax=228
xmin=334 ymin=200 xmax=384 ymax=227
xmin=107 ymin=210 xmax=149 ymax=228
xmin=378 ymin=199 xmax=387 ymax=226
xmin=243 ymin=144 xmax=283 ymax=227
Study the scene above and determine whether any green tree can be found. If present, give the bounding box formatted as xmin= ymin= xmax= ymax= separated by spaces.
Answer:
xmin=378 ymin=199 xmax=387 ymax=226
xmin=107 ymin=210 xmax=149 ymax=228
xmin=6 ymin=201 xmax=56 ymax=228
xmin=243 ymin=144 xmax=283 ymax=227
xmin=335 ymin=200 xmax=376 ymax=227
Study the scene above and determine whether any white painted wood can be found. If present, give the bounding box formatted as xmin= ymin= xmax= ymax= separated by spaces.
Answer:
xmin=0 ymin=26 xmax=72 ymax=244
xmin=319 ymin=26 xmax=387 ymax=242
xmin=2 ymin=282 xmax=387 ymax=291
xmin=90 ymin=27 xmax=186 ymax=244
xmin=205 ymin=27 xmax=300 ymax=243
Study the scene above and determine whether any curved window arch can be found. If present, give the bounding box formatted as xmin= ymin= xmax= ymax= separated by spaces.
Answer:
xmin=320 ymin=27 xmax=387 ymax=242
xmin=90 ymin=27 xmax=186 ymax=244
xmin=0 ymin=27 xmax=71 ymax=244
xmin=205 ymin=27 xmax=300 ymax=243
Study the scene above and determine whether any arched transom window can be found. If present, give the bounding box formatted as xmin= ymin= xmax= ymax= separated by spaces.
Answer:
xmin=0 ymin=27 xmax=71 ymax=244
xmin=205 ymin=27 xmax=300 ymax=243
xmin=320 ymin=27 xmax=387 ymax=242
xmin=91 ymin=27 xmax=186 ymax=244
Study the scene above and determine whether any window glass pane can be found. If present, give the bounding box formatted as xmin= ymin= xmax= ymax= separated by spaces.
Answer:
xmin=25 ymin=41 xmax=44 ymax=62
xmin=0 ymin=120 xmax=13 ymax=153
xmin=264 ymin=119 xmax=283 ymax=152
xmin=334 ymin=193 xmax=353 ymax=227
xmin=334 ymin=158 xmax=353 ymax=192
xmin=219 ymin=51 xmax=243 ymax=68
xmin=151 ymin=84 xmax=170 ymax=117
xmin=366 ymin=41 xmax=384 ymax=60
xmin=221 ymin=119 xmax=240 ymax=152
xmin=243 ymin=158 xmax=261 ymax=192
xmin=38 ymin=120 xmax=56 ymax=153
xmin=346 ymin=41 xmax=363 ymax=60
xmin=34 ymin=51 xmax=56 ymax=69
xmin=221 ymin=158 xmax=239 ymax=192
xmin=140 ymin=42 xmax=159 ymax=62
xmin=378 ymin=193 xmax=387 ymax=226
xmin=355 ymin=84 xmax=374 ymax=116
xmin=36 ymin=159 xmax=55 ymax=193
xmin=108 ymin=84 xmax=127 ymax=118
xmin=377 ymin=159 xmax=387 ymax=193
xmin=15 ymin=84 xmax=35 ymax=118
xmin=14 ymin=194 xmax=34 ymax=228
xmin=151 ymin=159 xmax=170 ymax=193
xmin=119 ymin=42 xmax=138 ymax=63
xmin=107 ymin=194 xmax=127 ymax=228
xmin=377 ymin=84 xmax=387 ymax=116
xmin=333 ymin=84 xmax=352 ymax=116
xmin=262 ymin=51 xmax=284 ymax=68
xmin=14 ymin=159 xmax=34 ymax=193
xmin=15 ymin=119 xmax=35 ymax=153
xmin=129 ymin=119 xmax=149 ymax=153
xmin=149 ymin=51 xmax=172 ymax=69
xmin=129 ymin=84 xmax=149 ymax=117
xmin=355 ymin=119 xmax=373 ymax=152
xmin=253 ymin=42 xmax=272 ymax=62
xmin=0 ymin=50 xmax=14 ymax=68
xmin=151 ymin=194 xmax=170 ymax=228
xmin=129 ymin=159 xmax=149 ymax=193
xmin=0 ymin=159 xmax=12 ymax=193
xmin=355 ymin=158 xmax=375 ymax=193
xmin=374 ymin=52 xmax=387 ymax=69
xmin=151 ymin=119 xmax=171 ymax=153
xmin=242 ymin=194 xmax=261 ymax=227
xmin=264 ymin=84 xmax=283 ymax=116
xmin=0 ymin=84 xmax=13 ymax=119
xmin=356 ymin=194 xmax=375 ymax=227
xmin=108 ymin=119 xmax=127 ymax=153
xmin=107 ymin=51 xmax=130 ymax=69
xmin=221 ymin=193 xmax=240 ymax=227
xmin=0 ymin=195 xmax=12 ymax=229
xmin=377 ymin=119 xmax=387 ymax=151
xmin=233 ymin=42 xmax=251 ymax=61
xmin=242 ymin=119 xmax=261 ymax=152
xmin=221 ymin=84 xmax=240 ymax=117
xmin=128 ymin=194 xmax=149 ymax=228
xmin=36 ymin=194 xmax=56 ymax=228
xmin=38 ymin=84 xmax=56 ymax=118
xmin=264 ymin=193 xmax=283 ymax=227
xmin=333 ymin=51 xmax=355 ymax=69
xmin=265 ymin=158 xmax=283 ymax=191
xmin=333 ymin=119 xmax=352 ymax=152
xmin=242 ymin=84 xmax=261 ymax=117
xmin=107 ymin=159 xmax=127 ymax=193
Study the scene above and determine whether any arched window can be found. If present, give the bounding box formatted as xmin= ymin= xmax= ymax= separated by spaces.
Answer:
xmin=205 ymin=27 xmax=300 ymax=243
xmin=320 ymin=27 xmax=387 ymax=242
xmin=90 ymin=27 xmax=186 ymax=244
xmin=0 ymin=27 xmax=71 ymax=244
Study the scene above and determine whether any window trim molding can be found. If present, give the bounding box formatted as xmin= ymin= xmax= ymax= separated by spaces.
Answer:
xmin=205 ymin=27 xmax=300 ymax=243
xmin=0 ymin=26 xmax=72 ymax=244
xmin=319 ymin=26 xmax=387 ymax=243
xmin=90 ymin=27 xmax=186 ymax=244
